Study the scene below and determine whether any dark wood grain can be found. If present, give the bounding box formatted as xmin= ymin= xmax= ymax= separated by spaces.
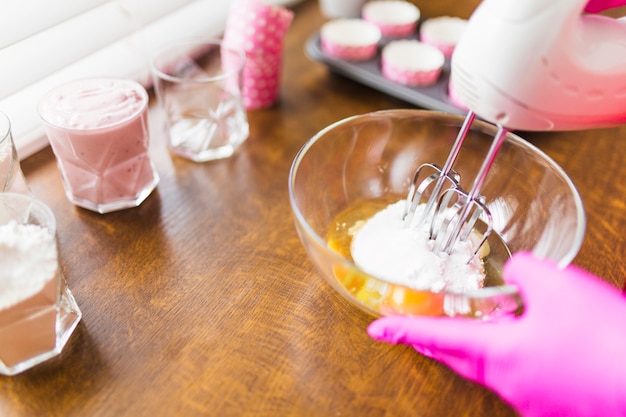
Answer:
xmin=4 ymin=1 xmax=626 ymax=416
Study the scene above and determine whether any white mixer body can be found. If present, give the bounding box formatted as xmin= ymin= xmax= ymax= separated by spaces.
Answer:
xmin=451 ymin=0 xmax=626 ymax=130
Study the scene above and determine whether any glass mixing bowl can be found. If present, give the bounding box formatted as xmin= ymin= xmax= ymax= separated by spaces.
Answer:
xmin=288 ymin=110 xmax=585 ymax=318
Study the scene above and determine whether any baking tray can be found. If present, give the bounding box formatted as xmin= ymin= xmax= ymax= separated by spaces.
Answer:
xmin=305 ymin=32 xmax=467 ymax=116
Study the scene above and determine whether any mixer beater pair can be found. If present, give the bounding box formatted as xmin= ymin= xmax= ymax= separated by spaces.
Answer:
xmin=408 ymin=0 xmax=626 ymax=258
xmin=402 ymin=111 xmax=509 ymax=260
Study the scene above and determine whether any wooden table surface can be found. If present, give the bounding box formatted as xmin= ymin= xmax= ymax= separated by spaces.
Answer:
xmin=4 ymin=1 xmax=626 ymax=416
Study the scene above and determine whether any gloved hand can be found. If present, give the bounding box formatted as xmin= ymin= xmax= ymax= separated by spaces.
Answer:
xmin=368 ymin=252 xmax=626 ymax=417
xmin=585 ymin=0 xmax=626 ymax=13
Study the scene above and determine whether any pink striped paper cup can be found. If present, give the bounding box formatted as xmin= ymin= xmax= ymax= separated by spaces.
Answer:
xmin=381 ymin=40 xmax=444 ymax=86
xmin=320 ymin=19 xmax=381 ymax=61
xmin=362 ymin=1 xmax=420 ymax=38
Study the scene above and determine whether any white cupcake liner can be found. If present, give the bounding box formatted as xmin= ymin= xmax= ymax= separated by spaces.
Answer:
xmin=321 ymin=18 xmax=381 ymax=60
xmin=381 ymin=40 xmax=444 ymax=86
xmin=362 ymin=0 xmax=420 ymax=37
xmin=420 ymin=16 xmax=468 ymax=58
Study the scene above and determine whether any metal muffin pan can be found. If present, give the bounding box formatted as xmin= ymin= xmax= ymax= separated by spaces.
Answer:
xmin=305 ymin=31 xmax=467 ymax=116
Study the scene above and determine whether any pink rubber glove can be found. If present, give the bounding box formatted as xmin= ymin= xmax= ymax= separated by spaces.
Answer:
xmin=585 ymin=0 xmax=626 ymax=13
xmin=368 ymin=252 xmax=626 ymax=417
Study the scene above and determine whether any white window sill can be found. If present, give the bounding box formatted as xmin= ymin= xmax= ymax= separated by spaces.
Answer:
xmin=3 ymin=0 xmax=303 ymax=160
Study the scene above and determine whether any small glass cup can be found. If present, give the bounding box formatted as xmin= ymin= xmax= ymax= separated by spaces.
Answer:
xmin=0 ymin=193 xmax=81 ymax=376
xmin=38 ymin=78 xmax=160 ymax=214
xmin=151 ymin=39 xmax=250 ymax=162
xmin=0 ymin=111 xmax=30 ymax=194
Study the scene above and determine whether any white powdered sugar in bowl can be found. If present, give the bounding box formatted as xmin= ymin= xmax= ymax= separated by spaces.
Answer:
xmin=350 ymin=200 xmax=486 ymax=293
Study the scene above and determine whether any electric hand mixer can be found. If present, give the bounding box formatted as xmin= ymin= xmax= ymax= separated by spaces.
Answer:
xmin=404 ymin=0 xmax=626 ymax=258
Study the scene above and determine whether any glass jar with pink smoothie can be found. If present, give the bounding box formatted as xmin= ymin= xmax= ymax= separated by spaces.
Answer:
xmin=38 ymin=78 xmax=159 ymax=214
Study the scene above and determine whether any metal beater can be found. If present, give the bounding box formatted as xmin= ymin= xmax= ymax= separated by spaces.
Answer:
xmin=403 ymin=0 xmax=626 ymax=257
xmin=403 ymin=111 xmax=504 ymax=259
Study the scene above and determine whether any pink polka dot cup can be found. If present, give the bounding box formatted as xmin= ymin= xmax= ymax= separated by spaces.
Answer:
xmin=223 ymin=0 xmax=294 ymax=109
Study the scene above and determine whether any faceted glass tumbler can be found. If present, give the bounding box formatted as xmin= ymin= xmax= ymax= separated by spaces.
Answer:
xmin=38 ymin=78 xmax=159 ymax=214
xmin=0 ymin=111 xmax=29 ymax=194
xmin=151 ymin=39 xmax=250 ymax=162
xmin=0 ymin=193 xmax=82 ymax=376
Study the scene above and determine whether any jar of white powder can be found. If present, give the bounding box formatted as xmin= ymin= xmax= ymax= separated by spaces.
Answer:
xmin=0 ymin=193 xmax=81 ymax=376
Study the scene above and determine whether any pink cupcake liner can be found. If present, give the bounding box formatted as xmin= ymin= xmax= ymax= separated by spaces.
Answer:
xmin=245 ymin=50 xmax=282 ymax=65
xmin=238 ymin=50 xmax=282 ymax=109
xmin=223 ymin=0 xmax=294 ymax=54
xmin=320 ymin=19 xmax=381 ymax=61
xmin=366 ymin=21 xmax=417 ymax=38
xmin=244 ymin=62 xmax=281 ymax=78
xmin=321 ymin=38 xmax=379 ymax=61
xmin=381 ymin=40 xmax=444 ymax=86
xmin=448 ymin=77 xmax=469 ymax=110
xmin=420 ymin=34 xmax=456 ymax=58
xmin=382 ymin=63 xmax=442 ymax=86
xmin=243 ymin=72 xmax=281 ymax=110
xmin=362 ymin=1 xmax=420 ymax=38
xmin=222 ymin=0 xmax=293 ymax=109
xmin=242 ymin=63 xmax=282 ymax=109
xmin=419 ymin=16 xmax=468 ymax=58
